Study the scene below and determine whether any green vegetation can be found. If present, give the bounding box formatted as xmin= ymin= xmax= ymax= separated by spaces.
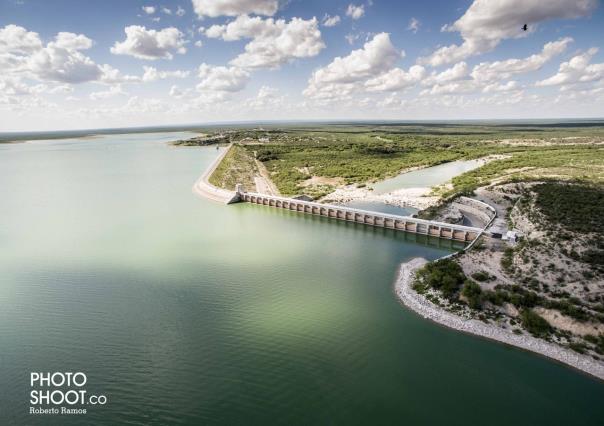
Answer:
xmin=209 ymin=144 xmax=258 ymax=191
xmin=532 ymin=183 xmax=604 ymax=234
xmin=194 ymin=123 xmax=604 ymax=197
xmin=462 ymin=280 xmax=483 ymax=309
xmin=171 ymin=134 xmax=227 ymax=146
xmin=414 ymin=259 xmax=468 ymax=300
xmin=520 ymin=309 xmax=552 ymax=338
xmin=471 ymin=271 xmax=492 ymax=282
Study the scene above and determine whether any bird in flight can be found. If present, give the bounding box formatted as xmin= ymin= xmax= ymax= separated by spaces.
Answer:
xmin=522 ymin=24 xmax=528 ymax=31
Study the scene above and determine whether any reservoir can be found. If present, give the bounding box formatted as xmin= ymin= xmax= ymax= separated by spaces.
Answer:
xmin=0 ymin=134 xmax=603 ymax=425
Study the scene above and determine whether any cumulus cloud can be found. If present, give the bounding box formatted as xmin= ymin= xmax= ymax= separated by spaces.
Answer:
xmin=141 ymin=66 xmax=190 ymax=82
xmin=419 ymin=0 xmax=596 ymax=66
xmin=111 ymin=26 xmax=187 ymax=60
xmin=197 ymin=63 xmax=250 ymax=92
xmin=1 ymin=24 xmax=151 ymax=88
xmin=0 ymin=24 xmax=43 ymax=54
xmin=346 ymin=4 xmax=365 ymax=20
xmin=365 ymin=65 xmax=425 ymax=92
xmin=309 ymin=33 xmax=400 ymax=86
xmin=322 ymin=14 xmax=341 ymax=27
xmin=304 ymin=33 xmax=406 ymax=100
xmin=142 ymin=6 xmax=156 ymax=14
xmin=471 ymin=37 xmax=572 ymax=82
xmin=205 ymin=15 xmax=324 ymax=69
xmin=537 ymin=48 xmax=604 ymax=87
xmin=53 ymin=32 xmax=93 ymax=50
xmin=192 ymin=0 xmax=278 ymax=18
xmin=0 ymin=25 xmax=106 ymax=84
xmin=424 ymin=62 xmax=470 ymax=85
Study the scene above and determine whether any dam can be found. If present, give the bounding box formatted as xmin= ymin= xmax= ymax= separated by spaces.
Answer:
xmin=192 ymin=145 xmax=484 ymax=243
xmin=235 ymin=188 xmax=481 ymax=243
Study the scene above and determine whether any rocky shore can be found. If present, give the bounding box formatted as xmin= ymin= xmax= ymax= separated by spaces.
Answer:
xmin=324 ymin=185 xmax=440 ymax=210
xmin=395 ymin=257 xmax=604 ymax=381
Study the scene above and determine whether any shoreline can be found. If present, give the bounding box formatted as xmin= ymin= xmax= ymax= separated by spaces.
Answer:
xmin=324 ymin=185 xmax=440 ymax=210
xmin=192 ymin=144 xmax=238 ymax=204
xmin=394 ymin=257 xmax=604 ymax=381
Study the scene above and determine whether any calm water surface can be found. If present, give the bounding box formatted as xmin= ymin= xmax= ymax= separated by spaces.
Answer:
xmin=1 ymin=134 xmax=603 ymax=425
xmin=371 ymin=159 xmax=485 ymax=194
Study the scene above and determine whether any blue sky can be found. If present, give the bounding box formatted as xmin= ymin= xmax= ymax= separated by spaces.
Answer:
xmin=1 ymin=0 xmax=603 ymax=131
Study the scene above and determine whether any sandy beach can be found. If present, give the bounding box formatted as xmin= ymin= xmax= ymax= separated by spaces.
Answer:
xmin=395 ymin=258 xmax=604 ymax=381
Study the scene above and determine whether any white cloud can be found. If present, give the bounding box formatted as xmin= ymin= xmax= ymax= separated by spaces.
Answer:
xmin=307 ymin=33 xmax=400 ymax=88
xmin=191 ymin=0 xmax=278 ymax=18
xmin=111 ymin=26 xmax=187 ymax=60
xmin=53 ymin=32 xmax=93 ymax=50
xmin=346 ymin=4 xmax=365 ymax=20
xmin=197 ymin=63 xmax=250 ymax=92
xmin=244 ymin=85 xmax=284 ymax=109
xmin=471 ymin=37 xmax=573 ymax=82
xmin=0 ymin=76 xmax=46 ymax=95
xmin=365 ymin=65 xmax=425 ymax=92
xmin=206 ymin=15 xmax=325 ymax=69
xmin=304 ymin=33 xmax=407 ymax=101
xmin=420 ymin=80 xmax=479 ymax=96
xmin=162 ymin=7 xmax=172 ymax=15
xmin=419 ymin=0 xmax=596 ymax=66
xmin=537 ymin=48 xmax=604 ymax=87
xmin=142 ymin=6 xmax=156 ymax=14
xmin=322 ymin=14 xmax=341 ymax=27
xmin=98 ymin=64 xmax=141 ymax=84
xmin=176 ymin=6 xmax=186 ymax=16
xmin=0 ymin=28 xmax=108 ymax=84
xmin=194 ymin=40 xmax=203 ymax=47
xmin=407 ymin=17 xmax=420 ymax=34
xmin=47 ymin=84 xmax=74 ymax=94
xmin=90 ymin=84 xmax=127 ymax=100
xmin=345 ymin=33 xmax=359 ymax=45
xmin=424 ymin=62 xmax=470 ymax=85
xmin=141 ymin=66 xmax=190 ymax=82
xmin=0 ymin=24 xmax=42 ymax=54
xmin=482 ymin=81 xmax=519 ymax=93
xmin=27 ymin=45 xmax=102 ymax=83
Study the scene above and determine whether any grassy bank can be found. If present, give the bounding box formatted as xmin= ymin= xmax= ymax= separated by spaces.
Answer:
xmin=208 ymin=144 xmax=258 ymax=191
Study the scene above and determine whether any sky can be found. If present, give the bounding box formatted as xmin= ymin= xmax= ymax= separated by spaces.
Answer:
xmin=1 ymin=0 xmax=604 ymax=131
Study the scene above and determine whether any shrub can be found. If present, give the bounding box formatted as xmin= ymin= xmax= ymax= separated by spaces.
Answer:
xmin=471 ymin=271 xmax=491 ymax=282
xmin=462 ymin=279 xmax=483 ymax=309
xmin=415 ymin=259 xmax=466 ymax=300
xmin=520 ymin=309 xmax=552 ymax=338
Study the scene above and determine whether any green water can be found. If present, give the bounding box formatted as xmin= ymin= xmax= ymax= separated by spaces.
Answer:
xmin=1 ymin=133 xmax=603 ymax=425
xmin=371 ymin=159 xmax=485 ymax=194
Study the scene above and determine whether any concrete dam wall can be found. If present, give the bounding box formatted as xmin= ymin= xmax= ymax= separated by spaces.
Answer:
xmin=237 ymin=190 xmax=481 ymax=243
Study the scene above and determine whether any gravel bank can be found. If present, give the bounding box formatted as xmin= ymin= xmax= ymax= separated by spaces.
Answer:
xmin=395 ymin=258 xmax=604 ymax=381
